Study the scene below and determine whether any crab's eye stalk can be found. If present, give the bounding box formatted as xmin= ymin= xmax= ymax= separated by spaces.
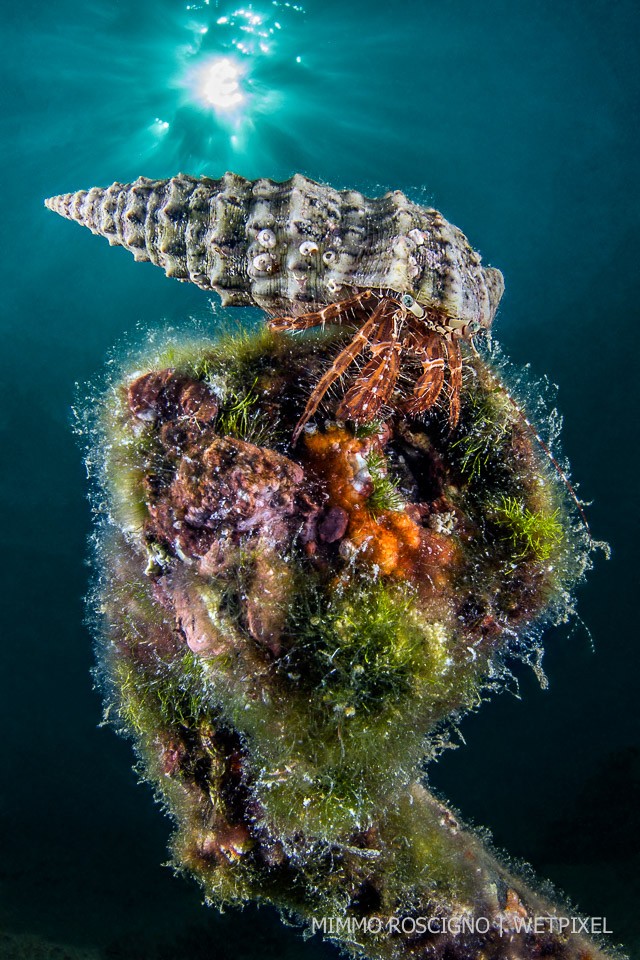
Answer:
xmin=468 ymin=320 xmax=482 ymax=335
xmin=402 ymin=294 xmax=426 ymax=319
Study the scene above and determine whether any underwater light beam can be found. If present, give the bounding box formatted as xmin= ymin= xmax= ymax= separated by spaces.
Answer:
xmin=199 ymin=57 xmax=245 ymax=110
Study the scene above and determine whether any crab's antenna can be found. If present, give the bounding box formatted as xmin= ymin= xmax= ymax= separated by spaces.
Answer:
xmin=481 ymin=361 xmax=592 ymax=542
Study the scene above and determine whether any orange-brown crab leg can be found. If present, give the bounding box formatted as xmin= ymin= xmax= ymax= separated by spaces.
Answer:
xmin=445 ymin=338 xmax=462 ymax=428
xmin=402 ymin=331 xmax=446 ymax=417
xmin=268 ymin=290 xmax=376 ymax=332
xmin=337 ymin=303 xmax=403 ymax=422
xmin=291 ymin=300 xmax=391 ymax=444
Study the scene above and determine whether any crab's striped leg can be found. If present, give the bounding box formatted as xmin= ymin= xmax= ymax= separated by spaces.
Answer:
xmin=402 ymin=332 xmax=446 ymax=416
xmin=337 ymin=303 xmax=403 ymax=422
xmin=445 ymin=338 xmax=463 ymax=428
xmin=291 ymin=300 xmax=391 ymax=444
xmin=268 ymin=290 xmax=376 ymax=332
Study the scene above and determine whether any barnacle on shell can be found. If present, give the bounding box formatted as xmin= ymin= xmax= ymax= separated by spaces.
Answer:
xmin=45 ymin=172 xmax=504 ymax=322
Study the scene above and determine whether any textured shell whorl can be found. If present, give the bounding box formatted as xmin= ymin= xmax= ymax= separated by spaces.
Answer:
xmin=45 ymin=172 xmax=504 ymax=323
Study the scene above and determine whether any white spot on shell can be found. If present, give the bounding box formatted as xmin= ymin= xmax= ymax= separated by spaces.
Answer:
xmin=327 ymin=279 xmax=341 ymax=294
xmin=322 ymin=250 xmax=337 ymax=265
xmin=252 ymin=253 xmax=277 ymax=273
xmin=299 ymin=240 xmax=319 ymax=256
xmin=408 ymin=256 xmax=420 ymax=278
xmin=409 ymin=228 xmax=426 ymax=245
xmin=393 ymin=237 xmax=414 ymax=256
xmin=257 ymin=228 xmax=276 ymax=248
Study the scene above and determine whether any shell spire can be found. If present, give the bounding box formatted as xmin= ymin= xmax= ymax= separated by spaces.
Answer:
xmin=45 ymin=173 xmax=504 ymax=322
xmin=44 ymin=173 xmax=245 ymax=295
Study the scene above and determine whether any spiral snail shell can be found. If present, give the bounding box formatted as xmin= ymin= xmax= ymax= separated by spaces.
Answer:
xmin=45 ymin=172 xmax=503 ymax=324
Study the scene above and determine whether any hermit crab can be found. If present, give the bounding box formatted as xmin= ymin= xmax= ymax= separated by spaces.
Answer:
xmin=44 ymin=173 xmax=503 ymax=436
xmin=268 ymin=288 xmax=489 ymax=441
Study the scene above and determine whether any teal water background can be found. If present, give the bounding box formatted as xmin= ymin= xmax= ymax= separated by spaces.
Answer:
xmin=1 ymin=0 xmax=639 ymax=956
